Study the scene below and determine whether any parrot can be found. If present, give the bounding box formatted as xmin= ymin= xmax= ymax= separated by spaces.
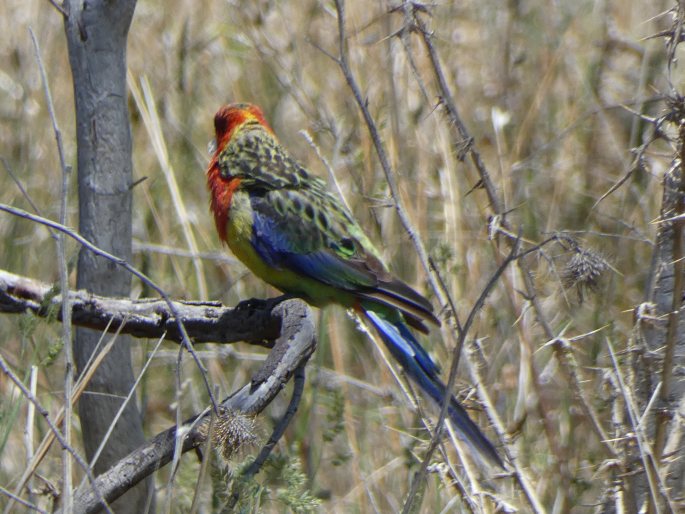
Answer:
xmin=206 ymin=102 xmax=503 ymax=469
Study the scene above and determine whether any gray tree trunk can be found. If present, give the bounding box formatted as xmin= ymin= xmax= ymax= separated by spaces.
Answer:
xmin=64 ymin=1 xmax=153 ymax=511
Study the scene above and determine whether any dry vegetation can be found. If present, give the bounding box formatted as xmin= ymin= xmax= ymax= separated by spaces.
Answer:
xmin=1 ymin=0 xmax=683 ymax=512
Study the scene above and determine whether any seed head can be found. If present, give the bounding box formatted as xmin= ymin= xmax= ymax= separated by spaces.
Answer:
xmin=562 ymin=246 xmax=609 ymax=302
xmin=200 ymin=408 xmax=258 ymax=461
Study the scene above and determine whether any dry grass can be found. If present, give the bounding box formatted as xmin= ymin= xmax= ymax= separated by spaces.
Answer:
xmin=0 ymin=0 xmax=681 ymax=512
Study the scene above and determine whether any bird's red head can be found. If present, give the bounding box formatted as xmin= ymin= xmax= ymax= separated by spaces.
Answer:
xmin=207 ymin=103 xmax=273 ymax=243
xmin=212 ymin=103 xmax=274 ymax=155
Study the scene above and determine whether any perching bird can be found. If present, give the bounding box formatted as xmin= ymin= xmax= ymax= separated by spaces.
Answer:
xmin=206 ymin=102 xmax=502 ymax=468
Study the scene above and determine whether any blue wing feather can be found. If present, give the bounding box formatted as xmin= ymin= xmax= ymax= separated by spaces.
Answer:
xmin=248 ymin=189 xmax=440 ymax=330
xmin=250 ymin=193 xmax=376 ymax=289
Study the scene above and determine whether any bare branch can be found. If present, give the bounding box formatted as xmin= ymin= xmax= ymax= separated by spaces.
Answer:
xmin=64 ymin=298 xmax=316 ymax=514
xmin=331 ymin=0 xmax=457 ymax=331
xmin=28 ymin=27 xmax=76 ymax=509
xmin=654 ymin=101 xmax=685 ymax=464
xmin=45 ymin=0 xmax=68 ymax=17
xmin=0 ymin=484 xmax=47 ymax=514
xmin=0 ymin=269 xmax=286 ymax=345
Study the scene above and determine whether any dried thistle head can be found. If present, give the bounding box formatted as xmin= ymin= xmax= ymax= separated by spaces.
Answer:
xmin=561 ymin=246 xmax=610 ymax=302
xmin=205 ymin=408 xmax=258 ymax=461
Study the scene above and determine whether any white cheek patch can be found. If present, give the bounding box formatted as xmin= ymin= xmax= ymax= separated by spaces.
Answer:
xmin=207 ymin=138 xmax=217 ymax=155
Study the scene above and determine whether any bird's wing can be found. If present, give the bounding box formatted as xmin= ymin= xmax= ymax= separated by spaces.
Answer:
xmin=249 ymin=186 xmax=380 ymax=290
xmin=247 ymin=186 xmax=439 ymax=329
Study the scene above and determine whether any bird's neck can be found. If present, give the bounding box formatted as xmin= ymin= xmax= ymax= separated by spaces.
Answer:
xmin=207 ymin=160 xmax=242 ymax=243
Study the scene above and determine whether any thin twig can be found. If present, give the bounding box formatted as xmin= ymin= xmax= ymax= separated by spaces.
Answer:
xmin=29 ymin=27 xmax=75 ymax=512
xmin=0 ymin=484 xmax=48 ymax=514
xmin=299 ymin=129 xmax=352 ymax=212
xmin=551 ymin=337 xmax=618 ymax=459
xmin=398 ymin=3 xmax=431 ymax=104
xmin=606 ymin=339 xmax=675 ymax=512
xmin=188 ymin=386 xmax=219 ymax=514
xmin=165 ymin=343 xmax=186 ymax=511
xmin=0 ymin=157 xmax=54 ymax=235
xmin=0 ymin=353 xmax=111 ymax=513
xmin=132 ymin=241 xmax=237 ymax=265
xmin=85 ymin=334 xmax=166 ymax=475
xmin=45 ymin=0 xmax=68 ymax=17
xmin=331 ymin=0 xmax=456 ymax=330
xmin=402 ymin=238 xmax=520 ymax=514
xmin=413 ymin=9 xmax=504 ymax=217
xmin=23 ymin=367 xmax=38 ymax=509
xmin=467 ymin=341 xmax=546 ymax=514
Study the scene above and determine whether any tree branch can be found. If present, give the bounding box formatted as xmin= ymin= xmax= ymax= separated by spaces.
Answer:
xmin=60 ymin=298 xmax=316 ymax=514
xmin=0 ymin=269 xmax=288 ymax=346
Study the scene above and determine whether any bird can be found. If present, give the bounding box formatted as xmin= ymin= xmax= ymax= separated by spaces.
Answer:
xmin=206 ymin=102 xmax=503 ymax=469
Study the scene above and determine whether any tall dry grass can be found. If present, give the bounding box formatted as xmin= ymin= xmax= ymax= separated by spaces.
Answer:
xmin=0 ymin=0 xmax=680 ymax=511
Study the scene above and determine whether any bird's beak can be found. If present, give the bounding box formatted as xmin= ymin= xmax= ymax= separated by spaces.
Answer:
xmin=207 ymin=138 xmax=217 ymax=156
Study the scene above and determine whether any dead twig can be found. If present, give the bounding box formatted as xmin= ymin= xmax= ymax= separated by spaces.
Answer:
xmin=0 ymin=353 xmax=111 ymax=513
xmin=28 ymin=27 xmax=76 ymax=510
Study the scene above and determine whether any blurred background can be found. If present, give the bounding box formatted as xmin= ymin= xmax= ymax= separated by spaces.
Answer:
xmin=0 ymin=0 xmax=677 ymax=511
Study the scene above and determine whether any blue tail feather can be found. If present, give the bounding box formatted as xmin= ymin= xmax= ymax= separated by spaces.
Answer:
xmin=363 ymin=309 xmax=503 ymax=469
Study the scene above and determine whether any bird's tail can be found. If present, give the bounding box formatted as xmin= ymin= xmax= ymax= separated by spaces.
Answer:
xmin=361 ymin=308 xmax=503 ymax=469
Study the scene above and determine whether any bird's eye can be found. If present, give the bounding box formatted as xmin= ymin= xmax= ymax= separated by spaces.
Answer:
xmin=207 ymin=138 xmax=217 ymax=155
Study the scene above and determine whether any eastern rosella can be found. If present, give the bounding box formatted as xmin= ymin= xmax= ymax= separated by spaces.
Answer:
xmin=206 ymin=103 xmax=502 ymax=468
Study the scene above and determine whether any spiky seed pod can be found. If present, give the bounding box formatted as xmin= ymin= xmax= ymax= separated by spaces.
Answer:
xmin=215 ymin=409 xmax=257 ymax=461
xmin=198 ymin=408 xmax=258 ymax=461
xmin=562 ymin=246 xmax=610 ymax=302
